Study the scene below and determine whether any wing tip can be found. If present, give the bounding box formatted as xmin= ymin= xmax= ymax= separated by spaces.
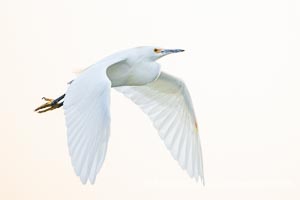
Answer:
xmin=79 ymin=175 xmax=97 ymax=185
xmin=193 ymin=174 xmax=205 ymax=185
xmin=199 ymin=176 xmax=205 ymax=186
xmin=89 ymin=175 xmax=97 ymax=184
xmin=80 ymin=175 xmax=88 ymax=185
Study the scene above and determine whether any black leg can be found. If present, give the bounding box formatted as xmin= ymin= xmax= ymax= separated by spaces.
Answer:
xmin=51 ymin=94 xmax=66 ymax=106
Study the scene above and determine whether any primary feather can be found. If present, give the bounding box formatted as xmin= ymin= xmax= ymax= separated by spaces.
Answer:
xmin=116 ymin=72 xmax=204 ymax=183
xmin=63 ymin=54 xmax=126 ymax=184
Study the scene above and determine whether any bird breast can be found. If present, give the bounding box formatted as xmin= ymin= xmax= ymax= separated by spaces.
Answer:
xmin=107 ymin=61 xmax=161 ymax=87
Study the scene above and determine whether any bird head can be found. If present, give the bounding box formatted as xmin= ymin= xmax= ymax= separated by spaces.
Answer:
xmin=134 ymin=46 xmax=185 ymax=61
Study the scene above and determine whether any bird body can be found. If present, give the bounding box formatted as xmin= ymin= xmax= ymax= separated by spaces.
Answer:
xmin=35 ymin=46 xmax=204 ymax=185
xmin=107 ymin=56 xmax=161 ymax=87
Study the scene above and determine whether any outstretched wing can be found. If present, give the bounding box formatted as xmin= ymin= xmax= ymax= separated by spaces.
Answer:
xmin=115 ymin=72 xmax=204 ymax=183
xmin=63 ymin=56 xmax=125 ymax=184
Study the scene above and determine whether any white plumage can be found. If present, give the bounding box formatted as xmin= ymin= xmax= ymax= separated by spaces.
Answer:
xmin=116 ymin=72 xmax=204 ymax=183
xmin=36 ymin=46 xmax=204 ymax=184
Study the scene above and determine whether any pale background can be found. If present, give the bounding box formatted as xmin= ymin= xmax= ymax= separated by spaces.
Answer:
xmin=0 ymin=0 xmax=299 ymax=199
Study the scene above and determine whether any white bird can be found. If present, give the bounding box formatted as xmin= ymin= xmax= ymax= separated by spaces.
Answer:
xmin=35 ymin=46 xmax=204 ymax=184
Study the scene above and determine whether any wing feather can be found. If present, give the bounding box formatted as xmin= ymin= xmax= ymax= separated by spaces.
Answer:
xmin=115 ymin=72 xmax=204 ymax=183
xmin=64 ymin=56 xmax=125 ymax=184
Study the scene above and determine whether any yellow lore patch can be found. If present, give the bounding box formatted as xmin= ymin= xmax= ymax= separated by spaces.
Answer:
xmin=154 ymin=48 xmax=162 ymax=53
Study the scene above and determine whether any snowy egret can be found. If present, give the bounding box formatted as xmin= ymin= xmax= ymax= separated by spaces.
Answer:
xmin=35 ymin=46 xmax=204 ymax=184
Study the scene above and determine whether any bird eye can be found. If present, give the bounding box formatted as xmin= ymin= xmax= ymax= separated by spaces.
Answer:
xmin=154 ymin=48 xmax=161 ymax=53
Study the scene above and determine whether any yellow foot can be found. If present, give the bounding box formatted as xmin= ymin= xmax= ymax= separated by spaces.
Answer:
xmin=34 ymin=97 xmax=62 ymax=113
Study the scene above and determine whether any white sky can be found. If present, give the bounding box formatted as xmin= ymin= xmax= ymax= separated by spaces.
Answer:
xmin=0 ymin=0 xmax=300 ymax=199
